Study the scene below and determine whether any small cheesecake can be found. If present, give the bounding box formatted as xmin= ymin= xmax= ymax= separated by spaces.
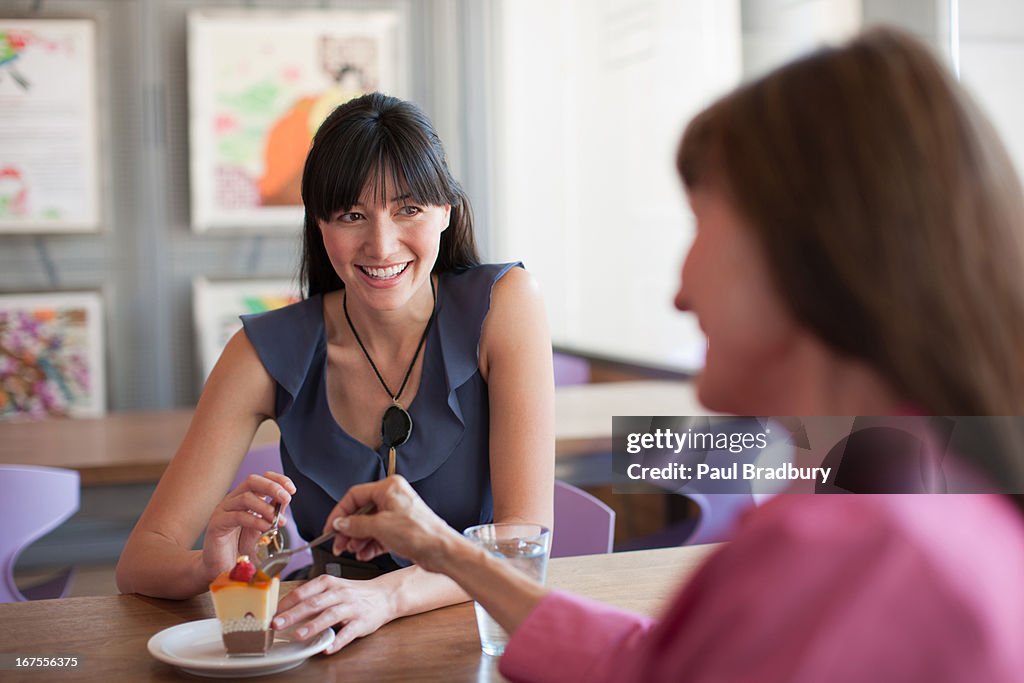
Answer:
xmin=210 ymin=556 xmax=281 ymax=656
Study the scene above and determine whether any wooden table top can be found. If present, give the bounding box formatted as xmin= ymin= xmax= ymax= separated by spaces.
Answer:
xmin=0 ymin=410 xmax=281 ymax=485
xmin=0 ymin=380 xmax=700 ymax=485
xmin=0 ymin=544 xmax=720 ymax=682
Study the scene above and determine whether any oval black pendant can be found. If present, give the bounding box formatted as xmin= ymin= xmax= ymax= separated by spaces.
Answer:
xmin=382 ymin=404 xmax=413 ymax=448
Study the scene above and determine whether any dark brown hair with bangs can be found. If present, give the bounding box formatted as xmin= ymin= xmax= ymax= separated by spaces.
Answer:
xmin=299 ymin=92 xmax=480 ymax=296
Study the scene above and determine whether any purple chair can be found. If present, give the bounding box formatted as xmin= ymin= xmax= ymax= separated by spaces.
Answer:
xmin=2 ymin=465 xmax=80 ymax=602
xmin=231 ymin=444 xmax=311 ymax=578
xmin=553 ymin=351 xmax=610 ymax=486
xmin=551 ymin=480 xmax=615 ymax=558
xmin=553 ymin=352 xmax=590 ymax=387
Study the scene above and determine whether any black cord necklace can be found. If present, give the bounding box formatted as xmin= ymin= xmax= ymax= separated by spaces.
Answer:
xmin=343 ymin=275 xmax=436 ymax=476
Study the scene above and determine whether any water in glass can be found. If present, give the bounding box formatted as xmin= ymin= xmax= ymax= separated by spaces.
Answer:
xmin=474 ymin=538 xmax=549 ymax=656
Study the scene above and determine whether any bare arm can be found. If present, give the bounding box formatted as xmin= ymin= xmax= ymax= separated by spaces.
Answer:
xmin=480 ymin=266 xmax=556 ymax=529
xmin=434 ymin=534 xmax=548 ymax=631
xmin=329 ymin=477 xmax=548 ymax=633
xmin=115 ymin=329 xmax=291 ymax=598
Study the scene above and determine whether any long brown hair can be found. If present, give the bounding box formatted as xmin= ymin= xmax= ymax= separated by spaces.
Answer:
xmin=677 ymin=27 xmax=1024 ymax=499
xmin=678 ymin=27 xmax=1024 ymax=417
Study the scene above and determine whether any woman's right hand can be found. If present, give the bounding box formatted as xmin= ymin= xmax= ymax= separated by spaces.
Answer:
xmin=325 ymin=475 xmax=464 ymax=574
xmin=201 ymin=472 xmax=296 ymax=580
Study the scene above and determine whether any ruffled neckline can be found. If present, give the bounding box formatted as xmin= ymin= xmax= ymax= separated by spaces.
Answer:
xmin=285 ymin=270 xmax=482 ymax=492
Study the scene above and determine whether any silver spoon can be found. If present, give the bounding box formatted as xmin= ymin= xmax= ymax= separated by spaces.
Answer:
xmin=255 ymin=502 xmax=376 ymax=579
xmin=254 ymin=501 xmax=286 ymax=565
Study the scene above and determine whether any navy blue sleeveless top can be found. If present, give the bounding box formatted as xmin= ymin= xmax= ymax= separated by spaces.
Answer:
xmin=241 ymin=262 xmax=522 ymax=568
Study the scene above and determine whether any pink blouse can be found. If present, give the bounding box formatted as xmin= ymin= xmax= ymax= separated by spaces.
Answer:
xmin=501 ymin=494 xmax=1024 ymax=683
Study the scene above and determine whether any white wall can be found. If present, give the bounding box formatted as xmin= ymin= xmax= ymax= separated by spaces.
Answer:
xmin=489 ymin=0 xmax=1024 ymax=374
xmin=742 ymin=0 xmax=862 ymax=78
xmin=958 ymin=0 xmax=1024 ymax=183
xmin=491 ymin=0 xmax=741 ymax=371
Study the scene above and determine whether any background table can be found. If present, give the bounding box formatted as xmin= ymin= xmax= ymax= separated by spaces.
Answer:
xmin=0 ymin=544 xmax=720 ymax=682
xmin=0 ymin=381 xmax=702 ymax=485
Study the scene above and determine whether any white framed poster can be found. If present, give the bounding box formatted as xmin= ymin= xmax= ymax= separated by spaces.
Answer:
xmin=0 ymin=20 xmax=100 ymax=232
xmin=187 ymin=9 xmax=409 ymax=232
xmin=0 ymin=291 xmax=105 ymax=419
xmin=193 ymin=277 xmax=301 ymax=381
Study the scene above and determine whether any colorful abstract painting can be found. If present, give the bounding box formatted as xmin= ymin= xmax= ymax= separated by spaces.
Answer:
xmin=193 ymin=277 xmax=301 ymax=380
xmin=0 ymin=20 xmax=99 ymax=232
xmin=0 ymin=292 xmax=105 ymax=419
xmin=187 ymin=9 xmax=408 ymax=232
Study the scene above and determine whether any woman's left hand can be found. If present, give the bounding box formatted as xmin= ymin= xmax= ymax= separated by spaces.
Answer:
xmin=271 ymin=575 xmax=396 ymax=654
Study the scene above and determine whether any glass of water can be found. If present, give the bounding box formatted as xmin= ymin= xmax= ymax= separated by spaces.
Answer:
xmin=462 ymin=522 xmax=552 ymax=657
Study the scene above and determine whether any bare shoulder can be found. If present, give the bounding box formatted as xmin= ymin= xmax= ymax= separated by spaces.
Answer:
xmin=211 ymin=327 xmax=268 ymax=381
xmin=491 ymin=265 xmax=542 ymax=305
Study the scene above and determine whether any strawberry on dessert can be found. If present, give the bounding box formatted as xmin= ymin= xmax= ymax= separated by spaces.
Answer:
xmin=228 ymin=557 xmax=256 ymax=583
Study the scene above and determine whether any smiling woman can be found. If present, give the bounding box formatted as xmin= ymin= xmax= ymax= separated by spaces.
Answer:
xmin=116 ymin=93 xmax=556 ymax=656
xmin=299 ymin=92 xmax=479 ymax=297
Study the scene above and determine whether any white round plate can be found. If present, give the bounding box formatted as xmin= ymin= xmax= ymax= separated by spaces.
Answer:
xmin=147 ymin=618 xmax=333 ymax=678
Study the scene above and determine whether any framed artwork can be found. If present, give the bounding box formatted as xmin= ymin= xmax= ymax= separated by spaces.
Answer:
xmin=0 ymin=19 xmax=100 ymax=232
xmin=187 ymin=9 xmax=409 ymax=232
xmin=0 ymin=291 xmax=105 ymax=419
xmin=193 ymin=277 xmax=301 ymax=381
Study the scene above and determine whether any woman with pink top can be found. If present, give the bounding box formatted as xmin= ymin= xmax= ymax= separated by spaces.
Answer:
xmin=305 ymin=28 xmax=1024 ymax=681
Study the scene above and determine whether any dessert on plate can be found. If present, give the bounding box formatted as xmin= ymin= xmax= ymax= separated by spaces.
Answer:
xmin=209 ymin=556 xmax=281 ymax=656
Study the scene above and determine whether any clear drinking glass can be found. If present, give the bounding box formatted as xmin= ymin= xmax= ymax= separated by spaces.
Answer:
xmin=462 ymin=522 xmax=552 ymax=657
